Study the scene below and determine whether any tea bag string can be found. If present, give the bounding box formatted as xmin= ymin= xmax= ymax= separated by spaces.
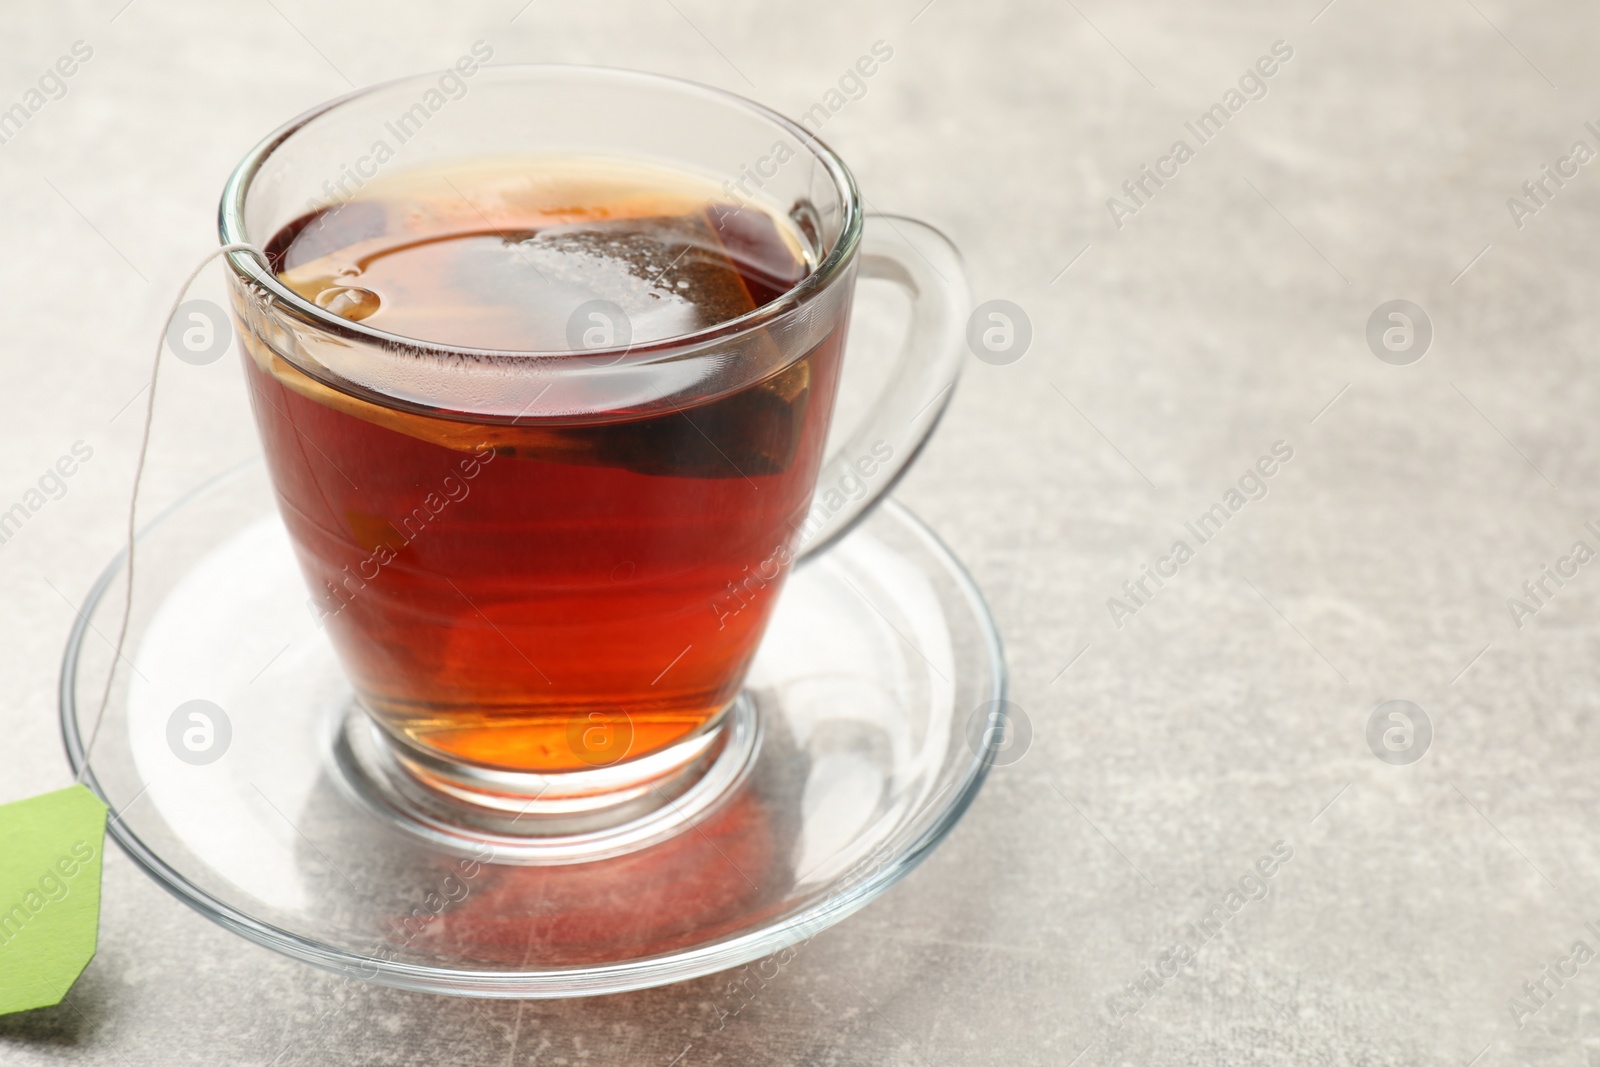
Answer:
xmin=76 ymin=242 xmax=271 ymax=785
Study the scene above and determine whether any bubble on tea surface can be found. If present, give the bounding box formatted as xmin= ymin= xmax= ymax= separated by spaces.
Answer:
xmin=315 ymin=285 xmax=382 ymax=321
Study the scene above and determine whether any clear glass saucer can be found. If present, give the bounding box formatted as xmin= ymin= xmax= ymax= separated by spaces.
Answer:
xmin=60 ymin=460 xmax=1005 ymax=998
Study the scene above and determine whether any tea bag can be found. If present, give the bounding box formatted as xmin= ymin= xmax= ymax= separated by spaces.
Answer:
xmin=549 ymin=203 xmax=814 ymax=479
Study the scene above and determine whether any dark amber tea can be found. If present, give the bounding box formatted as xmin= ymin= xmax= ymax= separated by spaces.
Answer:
xmin=240 ymin=158 xmax=844 ymax=774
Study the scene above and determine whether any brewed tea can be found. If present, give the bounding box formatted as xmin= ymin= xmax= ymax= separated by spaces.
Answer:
xmin=239 ymin=157 xmax=844 ymax=773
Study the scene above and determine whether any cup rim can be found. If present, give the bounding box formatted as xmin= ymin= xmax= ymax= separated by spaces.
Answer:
xmin=216 ymin=63 xmax=863 ymax=364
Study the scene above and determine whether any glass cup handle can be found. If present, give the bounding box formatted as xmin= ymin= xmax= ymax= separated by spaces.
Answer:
xmin=795 ymin=214 xmax=970 ymax=561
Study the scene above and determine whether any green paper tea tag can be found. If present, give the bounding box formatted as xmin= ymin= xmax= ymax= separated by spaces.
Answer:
xmin=0 ymin=785 xmax=108 ymax=1015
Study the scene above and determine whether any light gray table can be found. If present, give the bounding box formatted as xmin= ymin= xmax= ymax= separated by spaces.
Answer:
xmin=3 ymin=0 xmax=1597 ymax=1063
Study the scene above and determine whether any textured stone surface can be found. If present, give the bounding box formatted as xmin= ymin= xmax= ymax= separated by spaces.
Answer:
xmin=2 ymin=0 xmax=1598 ymax=1063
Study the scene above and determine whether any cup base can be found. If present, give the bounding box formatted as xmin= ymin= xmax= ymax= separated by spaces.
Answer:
xmin=332 ymin=696 xmax=761 ymax=864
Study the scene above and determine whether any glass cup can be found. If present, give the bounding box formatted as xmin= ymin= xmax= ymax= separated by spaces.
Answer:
xmin=219 ymin=65 xmax=968 ymax=829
